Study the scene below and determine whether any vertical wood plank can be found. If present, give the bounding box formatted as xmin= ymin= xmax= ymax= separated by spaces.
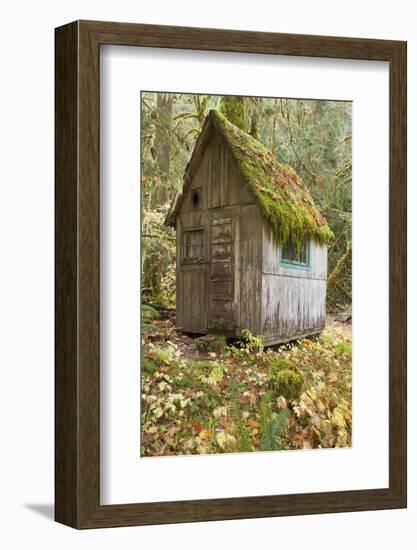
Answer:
xmin=55 ymin=21 xmax=79 ymax=528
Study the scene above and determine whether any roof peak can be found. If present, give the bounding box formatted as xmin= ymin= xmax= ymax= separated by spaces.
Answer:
xmin=206 ymin=109 xmax=333 ymax=246
xmin=167 ymin=108 xmax=333 ymax=246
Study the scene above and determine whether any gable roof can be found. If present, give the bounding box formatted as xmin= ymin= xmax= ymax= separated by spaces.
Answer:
xmin=166 ymin=109 xmax=333 ymax=246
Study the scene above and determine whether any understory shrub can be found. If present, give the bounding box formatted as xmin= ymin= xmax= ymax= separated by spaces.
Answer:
xmin=237 ymin=329 xmax=265 ymax=353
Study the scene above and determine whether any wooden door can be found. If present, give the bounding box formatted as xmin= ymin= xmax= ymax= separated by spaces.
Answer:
xmin=208 ymin=217 xmax=235 ymax=333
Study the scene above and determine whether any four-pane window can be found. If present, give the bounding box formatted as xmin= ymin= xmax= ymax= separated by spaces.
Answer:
xmin=281 ymin=238 xmax=309 ymax=267
xmin=184 ymin=230 xmax=204 ymax=259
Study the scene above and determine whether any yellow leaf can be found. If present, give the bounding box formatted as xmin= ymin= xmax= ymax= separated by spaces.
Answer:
xmin=216 ymin=431 xmax=237 ymax=451
xmin=199 ymin=429 xmax=211 ymax=440
xmin=213 ymin=406 xmax=228 ymax=418
xmin=276 ymin=396 xmax=287 ymax=409
xmin=216 ymin=431 xmax=227 ymax=449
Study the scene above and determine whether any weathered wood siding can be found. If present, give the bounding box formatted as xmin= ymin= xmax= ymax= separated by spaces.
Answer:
xmin=208 ymin=217 xmax=235 ymax=332
xmin=261 ymin=221 xmax=327 ymax=344
xmin=176 ymin=133 xmax=255 ymax=334
xmin=238 ymin=204 xmax=262 ymax=336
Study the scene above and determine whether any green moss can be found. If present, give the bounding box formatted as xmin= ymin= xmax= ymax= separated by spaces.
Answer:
xmin=270 ymin=368 xmax=305 ymax=401
xmin=334 ymin=342 xmax=352 ymax=357
xmin=218 ymin=96 xmax=248 ymax=132
xmin=267 ymin=358 xmax=305 ymax=400
xmin=142 ymin=357 xmax=158 ymax=375
xmin=209 ymin=110 xmax=334 ymax=247
xmin=267 ymin=358 xmax=295 ymax=379
xmin=196 ymin=335 xmax=228 ymax=354
xmin=142 ymin=304 xmax=160 ymax=322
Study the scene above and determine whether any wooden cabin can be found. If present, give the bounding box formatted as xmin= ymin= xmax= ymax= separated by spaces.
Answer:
xmin=165 ymin=110 xmax=333 ymax=345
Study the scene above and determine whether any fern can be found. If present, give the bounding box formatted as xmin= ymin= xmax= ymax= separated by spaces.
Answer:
xmin=228 ymin=380 xmax=254 ymax=452
xmin=259 ymin=391 xmax=290 ymax=451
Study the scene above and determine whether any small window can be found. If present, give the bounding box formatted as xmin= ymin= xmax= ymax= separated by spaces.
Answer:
xmin=281 ymin=238 xmax=310 ymax=268
xmin=184 ymin=230 xmax=204 ymax=259
xmin=191 ymin=189 xmax=201 ymax=209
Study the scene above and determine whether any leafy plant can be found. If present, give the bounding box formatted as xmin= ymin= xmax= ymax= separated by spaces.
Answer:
xmin=228 ymin=380 xmax=254 ymax=452
xmin=238 ymin=329 xmax=265 ymax=353
xmin=259 ymin=391 xmax=290 ymax=451
xmin=268 ymin=357 xmax=293 ymax=377
xmin=148 ymin=341 xmax=181 ymax=366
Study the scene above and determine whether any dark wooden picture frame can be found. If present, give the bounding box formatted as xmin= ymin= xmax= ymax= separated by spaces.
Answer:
xmin=55 ymin=20 xmax=407 ymax=529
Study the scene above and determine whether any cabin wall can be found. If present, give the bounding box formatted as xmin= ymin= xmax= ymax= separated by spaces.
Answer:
xmin=238 ymin=204 xmax=262 ymax=336
xmin=176 ymin=134 xmax=257 ymax=334
xmin=261 ymin=221 xmax=328 ymax=344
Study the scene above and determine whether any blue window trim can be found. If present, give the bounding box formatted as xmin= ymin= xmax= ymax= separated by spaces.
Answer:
xmin=279 ymin=240 xmax=311 ymax=271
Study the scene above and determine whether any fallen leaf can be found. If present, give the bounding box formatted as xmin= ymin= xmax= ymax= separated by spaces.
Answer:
xmin=276 ymin=396 xmax=287 ymax=409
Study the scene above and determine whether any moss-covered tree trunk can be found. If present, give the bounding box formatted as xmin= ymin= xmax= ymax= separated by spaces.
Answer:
xmin=218 ymin=96 xmax=248 ymax=132
xmin=143 ymin=93 xmax=173 ymax=300
xmin=327 ymin=241 xmax=352 ymax=311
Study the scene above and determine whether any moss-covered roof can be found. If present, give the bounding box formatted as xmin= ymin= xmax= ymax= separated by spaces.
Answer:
xmin=208 ymin=110 xmax=333 ymax=246
xmin=166 ymin=109 xmax=333 ymax=246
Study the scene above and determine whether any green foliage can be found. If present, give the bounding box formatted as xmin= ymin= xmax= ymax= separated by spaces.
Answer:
xmin=228 ymin=382 xmax=289 ymax=453
xmin=142 ymin=357 xmax=158 ymax=375
xmin=327 ymin=241 xmax=352 ymax=311
xmin=238 ymin=329 xmax=265 ymax=353
xmin=228 ymin=379 xmax=255 ymax=452
xmin=209 ymin=365 xmax=224 ymax=383
xmin=141 ymin=322 xmax=163 ymax=333
xmin=142 ymin=304 xmax=160 ymax=322
xmin=267 ymin=357 xmax=293 ymax=377
xmin=268 ymin=366 xmax=305 ymax=401
xmin=218 ymin=96 xmax=248 ymax=132
xmin=259 ymin=391 xmax=290 ymax=451
xmin=148 ymin=342 xmax=181 ymax=366
xmin=141 ymin=206 xmax=176 ymax=306
xmin=334 ymin=342 xmax=352 ymax=357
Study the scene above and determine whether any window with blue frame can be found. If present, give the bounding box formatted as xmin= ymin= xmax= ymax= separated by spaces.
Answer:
xmin=280 ymin=237 xmax=310 ymax=269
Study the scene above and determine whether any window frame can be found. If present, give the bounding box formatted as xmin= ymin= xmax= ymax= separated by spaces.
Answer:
xmin=183 ymin=228 xmax=205 ymax=261
xmin=279 ymin=238 xmax=311 ymax=271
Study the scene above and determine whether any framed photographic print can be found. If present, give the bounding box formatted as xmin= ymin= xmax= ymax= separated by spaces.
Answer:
xmin=55 ymin=20 xmax=406 ymax=528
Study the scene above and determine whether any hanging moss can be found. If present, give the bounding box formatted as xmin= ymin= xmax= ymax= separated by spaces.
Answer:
xmin=209 ymin=110 xmax=334 ymax=247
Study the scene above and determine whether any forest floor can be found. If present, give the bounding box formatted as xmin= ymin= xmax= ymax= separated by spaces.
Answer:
xmin=141 ymin=309 xmax=352 ymax=457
